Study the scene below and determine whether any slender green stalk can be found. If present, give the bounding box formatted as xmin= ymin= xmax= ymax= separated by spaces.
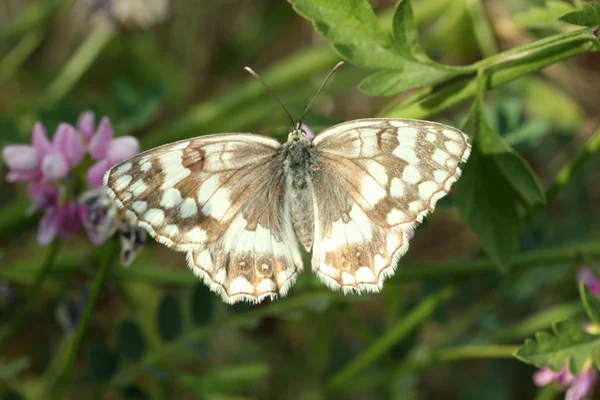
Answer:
xmin=52 ymin=244 xmax=116 ymax=400
xmin=107 ymin=290 xmax=348 ymax=389
xmin=390 ymin=344 xmax=518 ymax=377
xmin=326 ymin=285 xmax=457 ymax=392
xmin=0 ymin=240 xmax=61 ymax=351
xmin=0 ymin=30 xmax=44 ymax=84
xmin=0 ymin=0 xmax=64 ymax=42
xmin=37 ymin=24 xmax=115 ymax=109
xmin=383 ymin=30 xmax=597 ymax=119
xmin=4 ymin=240 xmax=600 ymax=285
xmin=546 ymin=128 xmax=600 ymax=202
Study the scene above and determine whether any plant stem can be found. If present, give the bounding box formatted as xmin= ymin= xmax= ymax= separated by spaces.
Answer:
xmin=546 ymin=127 xmax=600 ymax=202
xmin=37 ymin=24 xmax=115 ymax=109
xmin=4 ymin=240 xmax=600 ymax=285
xmin=326 ymin=285 xmax=457 ymax=393
xmin=390 ymin=344 xmax=518 ymax=376
xmin=383 ymin=30 xmax=597 ymax=119
xmin=0 ymin=29 xmax=44 ymax=84
xmin=0 ymin=240 xmax=61 ymax=351
xmin=51 ymin=244 xmax=116 ymax=400
xmin=107 ymin=291 xmax=350 ymax=389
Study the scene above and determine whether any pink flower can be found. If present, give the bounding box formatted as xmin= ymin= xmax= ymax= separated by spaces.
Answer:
xmin=534 ymin=363 xmax=597 ymax=400
xmin=301 ymin=123 xmax=315 ymax=141
xmin=37 ymin=199 xmax=82 ymax=245
xmin=86 ymin=117 xmax=140 ymax=188
xmin=2 ymin=123 xmax=84 ymax=183
xmin=579 ymin=267 xmax=600 ymax=298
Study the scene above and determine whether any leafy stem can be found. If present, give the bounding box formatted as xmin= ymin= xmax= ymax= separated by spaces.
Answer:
xmin=51 ymin=241 xmax=118 ymax=400
xmin=0 ymin=240 xmax=61 ymax=352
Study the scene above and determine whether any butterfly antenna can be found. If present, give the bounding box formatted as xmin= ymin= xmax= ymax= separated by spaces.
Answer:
xmin=298 ymin=61 xmax=345 ymax=127
xmin=244 ymin=66 xmax=295 ymax=127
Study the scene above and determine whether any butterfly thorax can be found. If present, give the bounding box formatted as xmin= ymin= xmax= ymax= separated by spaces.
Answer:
xmin=284 ymin=136 xmax=316 ymax=252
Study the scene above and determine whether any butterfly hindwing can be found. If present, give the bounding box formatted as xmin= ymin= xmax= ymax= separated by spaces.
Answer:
xmin=186 ymin=169 xmax=303 ymax=303
xmin=310 ymin=118 xmax=470 ymax=292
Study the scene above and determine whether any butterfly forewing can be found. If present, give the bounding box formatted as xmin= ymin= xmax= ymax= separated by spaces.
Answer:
xmin=105 ymin=134 xmax=283 ymax=251
xmin=310 ymin=118 xmax=470 ymax=292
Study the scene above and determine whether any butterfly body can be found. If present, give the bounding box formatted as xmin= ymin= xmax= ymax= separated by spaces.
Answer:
xmin=105 ymin=118 xmax=470 ymax=304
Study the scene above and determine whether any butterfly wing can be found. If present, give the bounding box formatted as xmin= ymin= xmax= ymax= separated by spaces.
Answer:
xmin=310 ymin=118 xmax=470 ymax=292
xmin=105 ymin=134 xmax=303 ymax=303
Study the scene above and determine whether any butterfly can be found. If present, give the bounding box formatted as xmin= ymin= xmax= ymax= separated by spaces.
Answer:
xmin=104 ymin=63 xmax=471 ymax=304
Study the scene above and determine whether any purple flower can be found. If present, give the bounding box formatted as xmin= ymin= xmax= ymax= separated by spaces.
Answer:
xmin=534 ymin=363 xmax=597 ymax=399
xmin=579 ymin=267 xmax=600 ymax=298
xmin=301 ymin=123 xmax=315 ymax=141
xmin=2 ymin=123 xmax=84 ymax=183
xmin=37 ymin=199 xmax=82 ymax=245
xmin=86 ymin=117 xmax=140 ymax=188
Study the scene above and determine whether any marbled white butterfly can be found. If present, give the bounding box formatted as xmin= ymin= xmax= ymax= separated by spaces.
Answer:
xmin=105 ymin=63 xmax=471 ymax=304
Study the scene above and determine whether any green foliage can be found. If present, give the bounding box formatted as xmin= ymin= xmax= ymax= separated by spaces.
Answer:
xmin=156 ymin=294 xmax=183 ymax=342
xmin=0 ymin=357 xmax=29 ymax=380
xmin=191 ymin=283 xmax=213 ymax=325
xmin=580 ymin=283 xmax=600 ymax=325
xmin=513 ymin=1 xmax=575 ymax=28
xmin=560 ymin=2 xmax=600 ymax=27
xmin=177 ymin=363 xmax=269 ymax=395
xmin=85 ymin=342 xmax=119 ymax=380
xmin=455 ymin=99 xmax=545 ymax=271
xmin=290 ymin=0 xmax=469 ymax=96
xmin=514 ymin=319 xmax=599 ymax=374
xmin=119 ymin=385 xmax=149 ymax=400
xmin=116 ymin=320 xmax=145 ymax=361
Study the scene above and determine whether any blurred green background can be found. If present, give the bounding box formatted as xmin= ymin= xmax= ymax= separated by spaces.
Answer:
xmin=1 ymin=0 xmax=600 ymax=399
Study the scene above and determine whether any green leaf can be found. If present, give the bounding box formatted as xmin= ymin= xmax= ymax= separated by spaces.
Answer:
xmin=514 ymin=1 xmax=575 ymax=28
xmin=515 ymin=319 xmax=599 ymax=374
xmin=359 ymin=62 xmax=460 ymax=96
xmin=560 ymin=2 xmax=600 ymax=27
xmin=579 ymin=283 xmax=600 ymax=325
xmin=156 ymin=294 xmax=182 ymax=342
xmin=119 ymin=384 xmax=149 ymax=400
xmin=289 ymin=0 xmax=405 ymax=69
xmin=191 ymin=283 xmax=213 ymax=325
xmin=116 ymin=320 xmax=145 ymax=361
xmin=392 ymin=0 xmax=426 ymax=59
xmin=0 ymin=357 xmax=29 ymax=380
xmin=1 ymin=390 xmax=24 ymax=400
xmin=455 ymin=102 xmax=545 ymax=271
xmin=85 ymin=342 xmax=118 ymax=380
xmin=178 ymin=363 xmax=269 ymax=394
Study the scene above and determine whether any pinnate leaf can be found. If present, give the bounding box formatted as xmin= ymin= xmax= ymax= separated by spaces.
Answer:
xmin=455 ymin=101 xmax=545 ymax=271
xmin=289 ymin=0 xmax=404 ymax=69
xmin=156 ymin=294 xmax=182 ymax=342
xmin=560 ymin=2 xmax=600 ymax=27
xmin=392 ymin=0 xmax=426 ymax=59
xmin=515 ymin=319 xmax=599 ymax=374
xmin=580 ymin=283 xmax=600 ymax=325
xmin=514 ymin=1 xmax=575 ymax=28
xmin=359 ymin=62 xmax=459 ymax=96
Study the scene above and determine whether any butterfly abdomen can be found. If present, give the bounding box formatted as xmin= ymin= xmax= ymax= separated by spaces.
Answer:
xmin=285 ymin=140 xmax=316 ymax=252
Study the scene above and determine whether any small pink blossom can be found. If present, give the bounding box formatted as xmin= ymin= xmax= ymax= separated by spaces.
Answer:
xmin=534 ymin=360 xmax=597 ymax=399
xmin=37 ymin=200 xmax=82 ymax=245
xmin=86 ymin=117 xmax=140 ymax=188
xmin=2 ymin=122 xmax=84 ymax=183
xmin=301 ymin=123 xmax=315 ymax=141
xmin=579 ymin=267 xmax=600 ymax=298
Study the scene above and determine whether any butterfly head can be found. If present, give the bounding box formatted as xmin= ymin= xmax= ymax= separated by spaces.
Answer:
xmin=288 ymin=122 xmax=309 ymax=142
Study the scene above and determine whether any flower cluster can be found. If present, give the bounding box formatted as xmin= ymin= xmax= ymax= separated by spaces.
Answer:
xmin=533 ymin=266 xmax=600 ymax=399
xmin=2 ymin=112 xmax=145 ymax=264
